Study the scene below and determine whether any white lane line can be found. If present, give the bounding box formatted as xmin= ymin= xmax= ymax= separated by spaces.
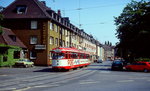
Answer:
xmin=129 ymin=77 xmax=148 ymax=80
xmin=0 ymin=74 xmax=8 ymax=76
xmin=99 ymin=71 xmax=111 ymax=73
xmin=79 ymin=81 xmax=98 ymax=84
xmin=80 ymin=79 xmax=94 ymax=82
xmin=117 ymin=80 xmax=134 ymax=83
xmin=79 ymin=81 xmax=99 ymax=84
xmin=0 ymin=88 xmax=16 ymax=91
xmin=34 ymin=84 xmax=60 ymax=88
xmin=14 ymin=87 xmax=31 ymax=91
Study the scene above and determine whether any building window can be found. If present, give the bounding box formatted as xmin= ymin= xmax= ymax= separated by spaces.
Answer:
xmin=67 ymin=42 xmax=69 ymax=47
xmin=3 ymin=56 xmax=7 ymax=62
xmin=30 ymin=36 xmax=38 ymax=44
xmin=9 ymin=35 xmax=16 ymax=42
xmin=59 ymin=39 xmax=62 ymax=47
xmin=30 ymin=51 xmax=37 ymax=59
xmin=31 ymin=21 xmax=37 ymax=29
xmin=62 ymin=28 xmax=65 ymax=35
xmin=54 ymin=24 xmax=58 ymax=32
xmin=55 ymin=38 xmax=58 ymax=46
xmin=16 ymin=5 xmax=27 ymax=14
xmin=14 ymin=51 xmax=20 ymax=59
xmin=50 ymin=22 xmax=54 ymax=30
xmin=62 ymin=40 xmax=65 ymax=47
xmin=50 ymin=36 xmax=54 ymax=45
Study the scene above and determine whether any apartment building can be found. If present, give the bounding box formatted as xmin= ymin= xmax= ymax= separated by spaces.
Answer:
xmin=2 ymin=0 xmax=99 ymax=66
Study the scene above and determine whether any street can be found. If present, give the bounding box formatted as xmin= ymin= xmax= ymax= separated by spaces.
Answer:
xmin=0 ymin=61 xmax=150 ymax=91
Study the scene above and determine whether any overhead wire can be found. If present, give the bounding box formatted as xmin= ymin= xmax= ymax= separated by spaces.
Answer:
xmin=62 ymin=3 xmax=127 ymax=27
xmin=64 ymin=3 xmax=127 ymax=11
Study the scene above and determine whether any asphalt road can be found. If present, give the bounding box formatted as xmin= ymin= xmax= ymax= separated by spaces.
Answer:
xmin=0 ymin=61 xmax=150 ymax=91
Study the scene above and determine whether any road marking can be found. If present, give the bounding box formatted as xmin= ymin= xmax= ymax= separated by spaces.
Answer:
xmin=129 ymin=77 xmax=148 ymax=80
xmin=34 ymin=84 xmax=60 ymax=88
xmin=80 ymin=79 xmax=94 ymax=82
xmin=14 ymin=87 xmax=31 ymax=91
xmin=99 ymin=71 xmax=111 ymax=73
xmin=0 ymin=88 xmax=16 ymax=91
xmin=79 ymin=81 xmax=98 ymax=84
xmin=79 ymin=79 xmax=99 ymax=85
xmin=0 ymin=74 xmax=7 ymax=76
xmin=117 ymin=80 xmax=134 ymax=83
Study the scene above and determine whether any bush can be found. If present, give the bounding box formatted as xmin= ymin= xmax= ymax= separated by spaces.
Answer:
xmin=135 ymin=58 xmax=150 ymax=62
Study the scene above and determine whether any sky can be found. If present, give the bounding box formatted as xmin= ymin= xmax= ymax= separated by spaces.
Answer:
xmin=0 ymin=0 xmax=142 ymax=45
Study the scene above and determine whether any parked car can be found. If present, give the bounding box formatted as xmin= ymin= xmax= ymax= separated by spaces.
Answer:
xmin=125 ymin=61 xmax=150 ymax=72
xmin=97 ymin=59 xmax=103 ymax=63
xmin=15 ymin=59 xmax=34 ymax=68
xmin=111 ymin=60 xmax=124 ymax=70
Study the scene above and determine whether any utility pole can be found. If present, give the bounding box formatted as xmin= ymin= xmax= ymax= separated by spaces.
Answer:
xmin=78 ymin=0 xmax=81 ymax=28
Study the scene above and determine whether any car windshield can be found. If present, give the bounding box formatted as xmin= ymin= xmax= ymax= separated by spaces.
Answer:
xmin=52 ymin=53 xmax=65 ymax=59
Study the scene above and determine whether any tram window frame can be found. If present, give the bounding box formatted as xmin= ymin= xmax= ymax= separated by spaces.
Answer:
xmin=86 ymin=54 xmax=89 ymax=59
xmin=71 ymin=53 xmax=78 ymax=59
xmin=78 ymin=53 xmax=81 ymax=59
xmin=65 ymin=53 xmax=69 ymax=59
xmin=80 ymin=53 xmax=85 ymax=59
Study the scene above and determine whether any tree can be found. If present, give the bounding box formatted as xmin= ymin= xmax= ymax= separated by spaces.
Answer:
xmin=114 ymin=0 xmax=150 ymax=60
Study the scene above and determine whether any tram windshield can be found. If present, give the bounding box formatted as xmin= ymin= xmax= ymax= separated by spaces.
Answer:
xmin=52 ymin=53 xmax=65 ymax=59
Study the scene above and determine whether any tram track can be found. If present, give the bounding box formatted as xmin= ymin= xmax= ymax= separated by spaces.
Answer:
xmin=0 ymin=66 xmax=97 ymax=91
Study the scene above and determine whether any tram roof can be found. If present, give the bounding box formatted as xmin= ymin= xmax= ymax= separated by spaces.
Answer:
xmin=51 ymin=47 xmax=89 ymax=54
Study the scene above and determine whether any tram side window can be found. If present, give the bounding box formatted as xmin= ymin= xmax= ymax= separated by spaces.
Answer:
xmin=52 ymin=53 xmax=65 ymax=59
xmin=71 ymin=53 xmax=77 ymax=59
xmin=72 ymin=53 xmax=78 ymax=59
xmin=80 ymin=53 xmax=85 ymax=59
xmin=86 ymin=54 xmax=89 ymax=59
xmin=65 ymin=53 xmax=69 ymax=59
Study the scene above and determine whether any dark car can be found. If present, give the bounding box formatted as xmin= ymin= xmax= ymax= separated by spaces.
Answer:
xmin=97 ymin=59 xmax=103 ymax=63
xmin=111 ymin=60 xmax=124 ymax=70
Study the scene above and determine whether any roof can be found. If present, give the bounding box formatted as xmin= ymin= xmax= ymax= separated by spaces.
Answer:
xmin=2 ymin=0 xmax=51 ymax=19
xmin=0 ymin=27 xmax=26 ymax=48
xmin=103 ymin=45 xmax=114 ymax=51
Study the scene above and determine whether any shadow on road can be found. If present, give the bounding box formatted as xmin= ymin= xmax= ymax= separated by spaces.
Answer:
xmin=33 ymin=68 xmax=54 ymax=72
xmin=33 ymin=68 xmax=69 ymax=73
xmin=89 ymin=64 xmax=111 ymax=67
xmin=84 ymin=68 xmax=111 ymax=71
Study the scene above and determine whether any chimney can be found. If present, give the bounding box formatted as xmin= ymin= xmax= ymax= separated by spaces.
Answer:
xmin=64 ymin=17 xmax=70 ymax=22
xmin=57 ymin=10 xmax=61 ymax=16
xmin=41 ymin=1 xmax=46 ymax=6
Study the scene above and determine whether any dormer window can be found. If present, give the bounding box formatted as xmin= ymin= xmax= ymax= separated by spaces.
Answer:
xmin=16 ymin=5 xmax=27 ymax=14
xmin=9 ymin=35 xmax=16 ymax=42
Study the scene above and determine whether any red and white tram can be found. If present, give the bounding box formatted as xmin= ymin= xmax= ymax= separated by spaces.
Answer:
xmin=51 ymin=47 xmax=91 ymax=70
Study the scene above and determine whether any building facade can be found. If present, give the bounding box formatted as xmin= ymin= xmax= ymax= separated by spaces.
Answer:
xmin=0 ymin=27 xmax=26 ymax=67
xmin=2 ymin=0 xmax=99 ymax=66
xmin=103 ymin=45 xmax=115 ymax=61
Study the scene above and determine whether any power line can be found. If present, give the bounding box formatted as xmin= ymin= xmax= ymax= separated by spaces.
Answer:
xmin=64 ymin=3 xmax=126 ymax=11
